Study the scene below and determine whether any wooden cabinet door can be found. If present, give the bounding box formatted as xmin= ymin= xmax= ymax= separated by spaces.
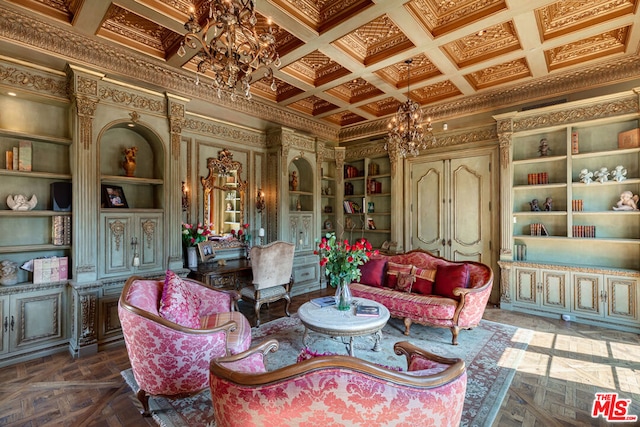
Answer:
xmin=605 ymin=275 xmax=637 ymax=322
xmin=410 ymin=154 xmax=492 ymax=263
xmin=541 ymin=269 xmax=569 ymax=311
xmin=101 ymin=214 xmax=133 ymax=277
xmin=0 ymin=296 xmax=8 ymax=355
xmin=514 ymin=266 xmax=539 ymax=307
xmin=289 ymin=213 xmax=313 ymax=252
xmin=572 ymin=273 xmax=602 ymax=317
xmin=10 ymin=289 xmax=64 ymax=352
xmin=411 ymin=159 xmax=445 ymax=257
xmin=136 ymin=214 xmax=163 ymax=271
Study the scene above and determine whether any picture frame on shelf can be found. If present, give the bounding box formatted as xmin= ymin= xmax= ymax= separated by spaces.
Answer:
xmin=197 ymin=241 xmax=216 ymax=262
xmin=323 ymin=219 xmax=333 ymax=230
xmin=102 ymin=185 xmax=128 ymax=208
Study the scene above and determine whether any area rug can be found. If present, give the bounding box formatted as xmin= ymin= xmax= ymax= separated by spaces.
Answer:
xmin=121 ymin=315 xmax=532 ymax=427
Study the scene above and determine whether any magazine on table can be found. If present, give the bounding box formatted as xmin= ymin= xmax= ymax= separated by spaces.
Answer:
xmin=310 ymin=296 xmax=336 ymax=307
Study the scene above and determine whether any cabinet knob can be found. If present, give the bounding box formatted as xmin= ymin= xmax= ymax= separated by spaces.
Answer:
xmin=3 ymin=317 xmax=6 ymax=332
xmin=10 ymin=316 xmax=14 ymax=332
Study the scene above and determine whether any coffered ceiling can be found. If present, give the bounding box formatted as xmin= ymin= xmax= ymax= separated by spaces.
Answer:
xmin=1 ymin=0 xmax=639 ymax=142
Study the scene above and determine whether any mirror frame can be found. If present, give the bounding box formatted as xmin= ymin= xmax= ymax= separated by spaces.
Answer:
xmin=201 ymin=149 xmax=246 ymax=248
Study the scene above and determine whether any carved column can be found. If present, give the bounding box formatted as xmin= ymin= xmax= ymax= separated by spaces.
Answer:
xmin=166 ymin=93 xmax=190 ymax=270
xmin=495 ymin=116 xmax=515 ymax=262
xmin=334 ymin=147 xmax=345 ymax=236
xmin=67 ymin=65 xmax=102 ymax=281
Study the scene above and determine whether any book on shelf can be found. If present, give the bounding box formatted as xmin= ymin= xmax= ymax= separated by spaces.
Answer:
xmin=355 ymin=305 xmax=380 ymax=317
xmin=310 ymin=296 xmax=336 ymax=308
xmin=18 ymin=140 xmax=32 ymax=171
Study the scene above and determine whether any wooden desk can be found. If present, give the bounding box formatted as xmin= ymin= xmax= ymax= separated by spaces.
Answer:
xmin=189 ymin=259 xmax=252 ymax=290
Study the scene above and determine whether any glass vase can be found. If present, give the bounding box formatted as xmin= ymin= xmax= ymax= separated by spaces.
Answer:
xmin=186 ymin=246 xmax=198 ymax=268
xmin=335 ymin=280 xmax=352 ymax=311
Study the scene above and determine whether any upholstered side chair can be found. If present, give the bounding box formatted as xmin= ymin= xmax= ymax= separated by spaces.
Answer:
xmin=240 ymin=241 xmax=295 ymax=327
xmin=118 ymin=274 xmax=252 ymax=416
xmin=209 ymin=340 xmax=467 ymax=427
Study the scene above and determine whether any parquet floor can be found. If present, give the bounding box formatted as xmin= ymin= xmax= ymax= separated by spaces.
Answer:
xmin=0 ymin=288 xmax=638 ymax=426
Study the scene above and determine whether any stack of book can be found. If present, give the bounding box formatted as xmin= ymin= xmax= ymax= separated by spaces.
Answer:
xmin=527 ymin=172 xmax=549 ymax=185
xmin=573 ymin=225 xmax=596 ymax=238
xmin=530 ymin=223 xmax=549 ymax=236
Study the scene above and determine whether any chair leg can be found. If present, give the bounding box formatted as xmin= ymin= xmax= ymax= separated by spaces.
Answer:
xmin=136 ymin=389 xmax=151 ymax=417
xmin=284 ymin=294 xmax=291 ymax=317
xmin=254 ymin=301 xmax=262 ymax=327
xmin=450 ymin=326 xmax=459 ymax=345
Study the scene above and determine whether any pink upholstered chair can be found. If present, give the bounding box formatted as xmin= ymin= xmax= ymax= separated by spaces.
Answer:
xmin=209 ymin=340 xmax=467 ymax=427
xmin=118 ymin=274 xmax=252 ymax=416
xmin=240 ymin=241 xmax=295 ymax=326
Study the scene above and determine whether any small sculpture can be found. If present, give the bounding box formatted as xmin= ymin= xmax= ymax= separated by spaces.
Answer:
xmin=544 ymin=197 xmax=553 ymax=211
xmin=290 ymin=171 xmax=298 ymax=191
xmin=122 ymin=146 xmax=138 ymax=177
xmin=579 ymin=169 xmax=593 ymax=184
xmin=7 ymin=194 xmax=37 ymax=211
xmin=594 ymin=167 xmax=609 ymax=183
xmin=611 ymin=165 xmax=627 ymax=182
xmin=0 ymin=260 xmax=18 ymax=285
xmin=613 ymin=191 xmax=639 ymax=211
xmin=538 ymin=138 xmax=551 ymax=157
xmin=530 ymin=199 xmax=540 ymax=211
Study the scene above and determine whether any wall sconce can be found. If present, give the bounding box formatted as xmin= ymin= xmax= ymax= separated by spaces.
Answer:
xmin=256 ymin=188 xmax=265 ymax=213
xmin=182 ymin=181 xmax=190 ymax=211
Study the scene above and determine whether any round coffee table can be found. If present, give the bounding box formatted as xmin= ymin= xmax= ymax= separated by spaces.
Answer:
xmin=297 ymin=298 xmax=390 ymax=357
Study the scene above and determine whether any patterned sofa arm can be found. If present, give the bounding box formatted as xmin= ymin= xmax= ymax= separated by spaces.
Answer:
xmin=209 ymin=340 xmax=467 ymax=427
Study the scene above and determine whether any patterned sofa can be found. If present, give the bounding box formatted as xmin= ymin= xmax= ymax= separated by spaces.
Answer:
xmin=209 ymin=339 xmax=467 ymax=427
xmin=350 ymin=249 xmax=493 ymax=345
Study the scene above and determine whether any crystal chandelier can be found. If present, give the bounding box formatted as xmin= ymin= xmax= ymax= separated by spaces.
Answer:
xmin=385 ymin=59 xmax=434 ymax=157
xmin=178 ymin=0 xmax=281 ymax=100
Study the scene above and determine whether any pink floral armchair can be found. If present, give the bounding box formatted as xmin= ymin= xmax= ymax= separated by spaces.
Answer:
xmin=209 ymin=340 xmax=467 ymax=427
xmin=118 ymin=274 xmax=252 ymax=416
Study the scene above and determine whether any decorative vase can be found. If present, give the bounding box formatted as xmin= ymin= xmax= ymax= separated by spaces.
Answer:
xmin=335 ymin=280 xmax=352 ymax=311
xmin=186 ymin=246 xmax=198 ymax=268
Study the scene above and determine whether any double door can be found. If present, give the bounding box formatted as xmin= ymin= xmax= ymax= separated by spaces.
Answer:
xmin=100 ymin=212 xmax=163 ymax=277
xmin=409 ymin=153 xmax=493 ymax=264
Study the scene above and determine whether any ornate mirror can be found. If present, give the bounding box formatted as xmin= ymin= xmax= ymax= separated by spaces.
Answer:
xmin=201 ymin=149 xmax=246 ymax=246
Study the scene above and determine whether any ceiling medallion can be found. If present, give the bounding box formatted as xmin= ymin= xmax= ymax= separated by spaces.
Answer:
xmin=178 ymin=1 xmax=281 ymax=100
xmin=385 ymin=59 xmax=434 ymax=157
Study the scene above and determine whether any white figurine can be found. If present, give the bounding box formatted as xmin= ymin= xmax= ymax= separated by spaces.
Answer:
xmin=0 ymin=260 xmax=18 ymax=285
xmin=594 ymin=167 xmax=609 ymax=183
xmin=611 ymin=165 xmax=627 ymax=182
xmin=6 ymin=194 xmax=37 ymax=211
xmin=579 ymin=169 xmax=593 ymax=184
xmin=613 ymin=190 xmax=639 ymax=211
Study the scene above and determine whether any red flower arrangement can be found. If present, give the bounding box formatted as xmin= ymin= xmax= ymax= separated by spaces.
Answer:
xmin=315 ymin=232 xmax=377 ymax=287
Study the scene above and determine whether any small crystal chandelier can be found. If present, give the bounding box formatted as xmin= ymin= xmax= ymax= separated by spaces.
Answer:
xmin=385 ymin=59 xmax=434 ymax=157
xmin=178 ymin=0 xmax=281 ymax=100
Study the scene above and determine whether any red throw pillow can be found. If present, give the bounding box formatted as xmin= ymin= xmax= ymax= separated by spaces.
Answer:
xmin=396 ymin=272 xmax=415 ymax=293
xmin=159 ymin=270 xmax=202 ymax=328
xmin=433 ymin=264 xmax=470 ymax=299
xmin=412 ymin=267 xmax=436 ymax=295
xmin=358 ymin=258 xmax=388 ymax=287
xmin=386 ymin=262 xmax=413 ymax=289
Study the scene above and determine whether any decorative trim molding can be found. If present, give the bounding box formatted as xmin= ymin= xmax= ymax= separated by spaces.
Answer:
xmin=0 ymin=5 xmax=338 ymax=140
xmin=340 ymin=54 xmax=640 ymax=142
